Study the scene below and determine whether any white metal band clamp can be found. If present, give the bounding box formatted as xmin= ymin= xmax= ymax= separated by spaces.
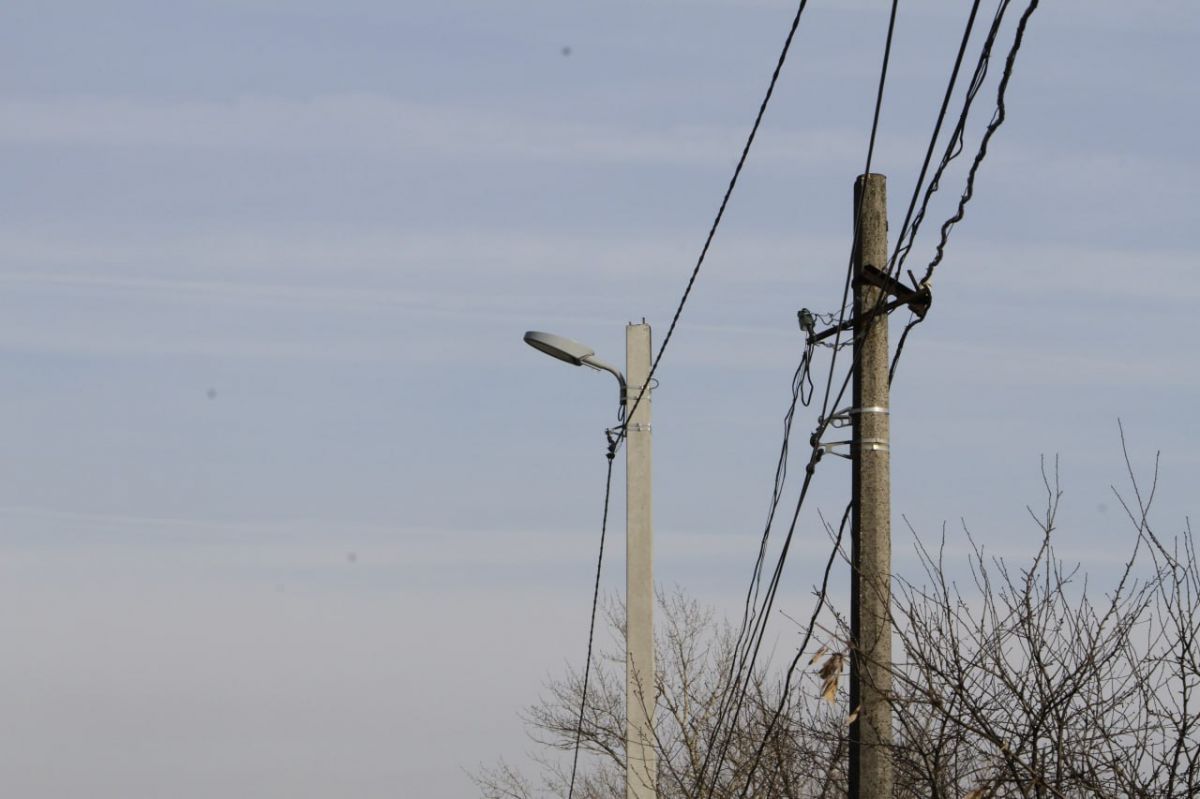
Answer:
xmin=822 ymin=405 xmax=890 ymax=428
xmin=814 ymin=437 xmax=890 ymax=459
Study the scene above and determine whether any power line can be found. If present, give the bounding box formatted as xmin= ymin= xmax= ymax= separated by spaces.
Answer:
xmin=736 ymin=500 xmax=851 ymax=798
xmin=696 ymin=344 xmax=815 ymax=789
xmin=568 ymin=2 xmax=821 ymax=792
xmin=732 ymin=1 xmax=1046 ymax=789
xmin=816 ymin=0 xmax=901 ymax=424
xmin=744 ymin=0 xmax=1045 ymax=769
xmin=891 ymin=0 xmax=1042 ymax=383
xmin=566 ymin=0 xmax=1042 ymax=792
xmin=565 ymin=436 xmax=618 ymax=799
xmin=615 ymin=0 xmax=815 ymax=449
xmin=886 ymin=0 xmax=985 ymax=280
xmin=889 ymin=0 xmax=1015 ymax=283
xmin=695 ymin=4 xmax=902 ymax=795
xmin=922 ymin=0 xmax=1041 ymax=286
xmin=706 ymin=0 xmax=1047 ymax=791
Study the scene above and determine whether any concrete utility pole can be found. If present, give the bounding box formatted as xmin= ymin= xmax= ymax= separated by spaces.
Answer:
xmin=520 ymin=325 xmax=658 ymax=799
xmin=625 ymin=322 xmax=657 ymax=799
xmin=848 ymin=173 xmax=894 ymax=799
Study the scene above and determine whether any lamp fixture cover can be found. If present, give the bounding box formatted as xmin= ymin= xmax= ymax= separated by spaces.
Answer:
xmin=523 ymin=331 xmax=595 ymax=366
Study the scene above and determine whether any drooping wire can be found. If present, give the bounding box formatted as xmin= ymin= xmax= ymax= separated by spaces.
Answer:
xmin=888 ymin=0 xmax=1013 ymax=282
xmin=815 ymin=0 xmax=902 ymax=425
xmin=737 ymin=5 xmax=1046 ymax=786
xmin=885 ymin=0 xmax=985 ymax=279
xmin=693 ymin=4 xmax=902 ymax=796
xmin=714 ymin=2 xmax=1044 ymax=793
xmin=614 ymin=0 xmax=815 ymax=451
xmin=714 ymin=338 xmax=815 ymax=752
xmin=728 ymin=3 xmax=1048 ymax=790
xmin=561 ymin=0 xmax=1042 ymax=793
xmin=569 ymin=1 xmax=820 ymax=791
xmin=565 ymin=433 xmax=619 ymax=799
xmin=812 ymin=0 xmax=990 ymax=442
xmin=891 ymin=0 xmax=1042 ymax=384
xmin=736 ymin=500 xmax=851 ymax=798
xmin=922 ymin=0 xmax=1041 ymax=286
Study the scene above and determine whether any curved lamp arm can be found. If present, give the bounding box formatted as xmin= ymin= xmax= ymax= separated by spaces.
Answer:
xmin=581 ymin=355 xmax=627 ymax=408
xmin=523 ymin=330 xmax=627 ymax=411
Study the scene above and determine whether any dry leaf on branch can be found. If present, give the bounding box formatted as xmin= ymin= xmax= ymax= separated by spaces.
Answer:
xmin=817 ymin=652 xmax=844 ymax=704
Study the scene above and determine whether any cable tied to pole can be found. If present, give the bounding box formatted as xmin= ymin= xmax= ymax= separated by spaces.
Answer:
xmin=565 ymin=431 xmax=619 ymax=799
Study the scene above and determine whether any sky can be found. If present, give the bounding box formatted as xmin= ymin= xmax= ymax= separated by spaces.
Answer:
xmin=2 ymin=1 xmax=1199 ymax=796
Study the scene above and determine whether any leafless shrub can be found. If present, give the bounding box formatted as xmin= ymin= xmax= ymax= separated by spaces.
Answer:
xmin=887 ymin=449 xmax=1199 ymax=798
xmin=476 ymin=446 xmax=1199 ymax=798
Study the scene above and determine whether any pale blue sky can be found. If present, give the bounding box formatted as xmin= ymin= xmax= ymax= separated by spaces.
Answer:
xmin=1 ymin=1 xmax=1198 ymax=796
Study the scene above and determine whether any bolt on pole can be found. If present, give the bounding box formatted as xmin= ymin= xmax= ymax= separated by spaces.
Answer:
xmin=848 ymin=173 xmax=894 ymax=799
xmin=625 ymin=322 xmax=656 ymax=799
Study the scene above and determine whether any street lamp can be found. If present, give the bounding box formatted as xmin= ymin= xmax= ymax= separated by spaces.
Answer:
xmin=522 ymin=325 xmax=657 ymax=799
xmin=522 ymin=331 xmax=627 ymax=408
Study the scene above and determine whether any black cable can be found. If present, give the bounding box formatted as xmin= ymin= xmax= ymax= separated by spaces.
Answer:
xmin=890 ymin=0 xmax=1013 ymax=283
xmin=921 ymin=0 xmax=1040 ymax=285
xmin=743 ymin=342 xmax=816 ymax=633
xmin=696 ymin=4 xmax=901 ymax=794
xmin=889 ymin=313 xmax=920 ymax=386
xmin=816 ymin=0 xmax=901 ymax=424
xmin=863 ymin=0 xmax=899 ymax=187
xmin=736 ymin=2 xmax=1042 ymax=784
xmin=565 ymin=438 xmax=618 ymax=799
xmin=715 ymin=2 xmax=1043 ymax=793
xmin=875 ymin=0 xmax=994 ymax=391
xmin=886 ymin=0 xmax=984 ymax=278
xmin=736 ymin=501 xmax=851 ymax=799
xmin=698 ymin=341 xmax=815 ymax=787
xmin=822 ymin=0 xmax=1008 ymax=442
xmin=570 ymin=1 xmax=823 ymax=789
xmin=891 ymin=0 xmax=1041 ymax=382
xmin=614 ymin=0 xmax=814 ymax=451
xmin=732 ymin=4 xmax=1047 ymax=790
xmin=565 ymin=0 xmax=1041 ymax=792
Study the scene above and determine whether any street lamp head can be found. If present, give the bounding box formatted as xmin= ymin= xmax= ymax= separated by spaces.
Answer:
xmin=522 ymin=330 xmax=628 ymax=406
xmin=523 ymin=331 xmax=594 ymax=367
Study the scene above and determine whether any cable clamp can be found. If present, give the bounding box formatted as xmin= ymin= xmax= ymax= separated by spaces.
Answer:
xmin=625 ymin=422 xmax=651 ymax=434
xmin=814 ymin=438 xmax=889 ymax=458
xmin=819 ymin=411 xmax=848 ymax=429
xmin=822 ymin=405 xmax=890 ymax=429
xmin=816 ymin=439 xmax=853 ymax=460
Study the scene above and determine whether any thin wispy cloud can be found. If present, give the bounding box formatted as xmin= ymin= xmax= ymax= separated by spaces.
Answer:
xmin=0 ymin=94 xmax=873 ymax=169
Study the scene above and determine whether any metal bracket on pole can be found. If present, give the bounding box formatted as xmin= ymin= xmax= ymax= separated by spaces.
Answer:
xmin=816 ymin=439 xmax=854 ymax=459
xmin=822 ymin=405 xmax=890 ymax=429
xmin=858 ymin=264 xmax=931 ymax=318
xmin=813 ymin=437 xmax=889 ymax=459
xmin=805 ymin=264 xmax=932 ymax=345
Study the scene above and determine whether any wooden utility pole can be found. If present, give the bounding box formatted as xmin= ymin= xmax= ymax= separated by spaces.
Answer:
xmin=848 ymin=173 xmax=893 ymax=799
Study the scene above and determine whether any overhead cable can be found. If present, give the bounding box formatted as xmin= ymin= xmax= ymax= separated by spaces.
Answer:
xmin=565 ymin=436 xmax=619 ymax=799
xmin=695 ymin=4 xmax=902 ymax=795
xmin=891 ymin=0 xmax=1042 ymax=384
xmin=615 ymin=0 xmax=815 ymax=449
